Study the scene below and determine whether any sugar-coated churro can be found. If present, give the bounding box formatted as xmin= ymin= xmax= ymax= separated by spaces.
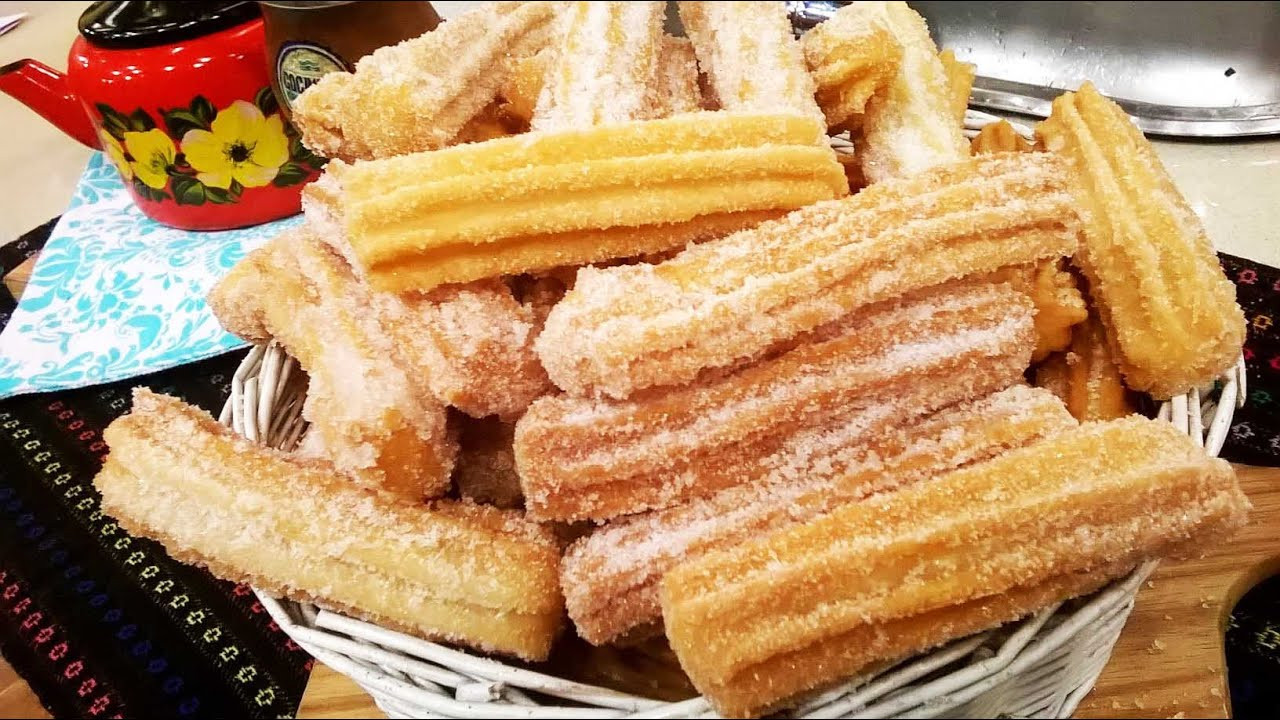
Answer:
xmin=972 ymin=119 xmax=1033 ymax=154
xmin=662 ymin=416 xmax=1248 ymax=716
xmin=538 ymin=152 xmax=1079 ymax=399
xmin=292 ymin=2 xmax=555 ymax=161
xmin=561 ymin=385 xmax=1075 ymax=644
xmin=208 ymin=228 xmax=455 ymax=499
xmin=97 ymin=390 xmax=564 ymax=661
xmin=518 ymin=282 xmax=1037 ymax=523
xmin=532 ymin=2 xmax=666 ymax=131
xmin=651 ymin=36 xmax=703 ymax=116
xmin=453 ymin=414 xmax=524 ymax=509
xmin=938 ymin=49 xmax=976 ymax=126
xmin=308 ymin=111 xmax=846 ymax=293
xmin=680 ymin=1 xmax=824 ymax=124
xmin=977 ymin=260 xmax=1088 ymax=362
xmin=849 ymin=2 xmax=969 ymax=182
xmin=1037 ymin=82 xmax=1245 ymax=398
xmin=802 ymin=7 xmax=902 ymax=130
xmin=1035 ymin=315 xmax=1137 ymax=421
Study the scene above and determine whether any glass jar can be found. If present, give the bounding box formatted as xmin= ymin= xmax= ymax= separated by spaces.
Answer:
xmin=258 ymin=1 xmax=441 ymax=118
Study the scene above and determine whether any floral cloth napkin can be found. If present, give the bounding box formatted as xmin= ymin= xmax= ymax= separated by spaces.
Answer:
xmin=0 ymin=153 xmax=300 ymax=398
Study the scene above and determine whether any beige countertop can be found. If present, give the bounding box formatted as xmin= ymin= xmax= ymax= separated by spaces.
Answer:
xmin=2 ymin=0 xmax=1278 ymax=267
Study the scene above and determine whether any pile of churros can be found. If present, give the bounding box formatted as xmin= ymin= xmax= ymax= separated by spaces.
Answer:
xmin=94 ymin=2 xmax=1250 ymax=716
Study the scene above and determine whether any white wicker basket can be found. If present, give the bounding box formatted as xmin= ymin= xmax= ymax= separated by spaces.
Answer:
xmin=217 ymin=112 xmax=1248 ymax=718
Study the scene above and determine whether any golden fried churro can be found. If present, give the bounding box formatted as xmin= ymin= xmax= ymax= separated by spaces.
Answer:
xmin=309 ymin=112 xmax=846 ymax=293
xmin=1036 ymin=316 xmax=1137 ymax=421
xmin=453 ymin=414 xmax=524 ymax=509
xmin=977 ymin=260 xmax=1088 ymax=362
xmin=532 ymin=2 xmax=666 ymax=131
xmin=562 ymin=386 xmax=1075 ymax=644
xmin=209 ymin=228 xmax=455 ymax=499
xmin=852 ymin=2 xmax=969 ymax=181
xmin=97 ymin=390 xmax=564 ymax=661
xmin=292 ymin=2 xmax=556 ymax=161
xmin=939 ymin=49 xmax=976 ymax=126
xmin=679 ymin=1 xmax=823 ymax=123
xmin=972 ymin=119 xmax=1033 ymax=154
xmin=499 ymin=49 xmax=549 ymax=126
xmin=662 ymin=416 xmax=1248 ymax=716
xmin=652 ymin=36 xmax=703 ymax=115
xmin=519 ymin=282 xmax=1037 ymax=523
xmin=538 ymin=152 xmax=1079 ymax=399
xmin=1037 ymin=82 xmax=1245 ymax=398
xmin=801 ymin=6 xmax=902 ymax=129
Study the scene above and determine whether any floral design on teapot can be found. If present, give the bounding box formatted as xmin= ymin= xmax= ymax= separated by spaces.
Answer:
xmin=95 ymin=88 xmax=323 ymax=206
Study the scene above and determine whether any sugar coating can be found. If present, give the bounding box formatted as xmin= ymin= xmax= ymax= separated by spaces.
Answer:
xmin=208 ymin=227 xmax=455 ymax=499
xmin=537 ymin=152 xmax=1080 ymax=399
xmin=680 ymin=1 xmax=824 ymax=126
xmin=802 ymin=4 xmax=903 ymax=128
xmin=661 ymin=415 xmax=1249 ymax=716
xmin=291 ymin=1 xmax=556 ymax=161
xmin=95 ymin=389 xmax=563 ymax=660
xmin=561 ymin=385 xmax=1077 ymax=644
xmin=1036 ymin=82 xmax=1246 ymax=399
xmin=517 ymin=281 xmax=1038 ymax=523
xmin=532 ymin=2 xmax=667 ymax=131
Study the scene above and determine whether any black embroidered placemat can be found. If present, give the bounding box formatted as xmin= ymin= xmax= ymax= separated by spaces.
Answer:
xmin=0 ymin=220 xmax=1277 ymax=717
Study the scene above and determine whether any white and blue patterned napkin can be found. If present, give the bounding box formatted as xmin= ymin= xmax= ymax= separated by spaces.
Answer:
xmin=0 ymin=153 xmax=301 ymax=398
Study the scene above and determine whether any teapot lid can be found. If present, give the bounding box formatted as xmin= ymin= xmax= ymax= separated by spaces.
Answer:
xmin=78 ymin=1 xmax=261 ymax=49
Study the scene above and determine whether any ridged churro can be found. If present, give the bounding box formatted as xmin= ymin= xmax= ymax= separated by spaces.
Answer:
xmin=977 ymin=260 xmax=1088 ymax=362
xmin=209 ymin=228 xmax=455 ymax=499
xmin=453 ymin=415 xmax=524 ymax=509
xmin=292 ymin=2 xmax=556 ymax=161
xmin=680 ymin=1 xmax=824 ymax=124
xmin=652 ymin=36 xmax=703 ymax=116
xmin=850 ymin=2 xmax=969 ymax=181
xmin=309 ymin=112 xmax=847 ymax=293
xmin=662 ymin=416 xmax=1248 ymax=716
xmin=972 ymin=119 xmax=1033 ymax=154
xmin=518 ymin=282 xmax=1037 ymax=523
xmin=97 ymin=390 xmax=564 ymax=661
xmin=531 ymin=2 xmax=666 ymax=131
xmin=1035 ymin=316 xmax=1137 ymax=421
xmin=562 ymin=386 xmax=1075 ymax=644
xmin=538 ymin=152 xmax=1079 ymax=399
xmin=801 ymin=4 xmax=902 ymax=129
xmin=939 ymin=49 xmax=976 ymax=126
xmin=1037 ymin=83 xmax=1245 ymax=398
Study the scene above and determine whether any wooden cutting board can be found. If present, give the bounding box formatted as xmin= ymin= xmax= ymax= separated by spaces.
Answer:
xmin=297 ymin=465 xmax=1280 ymax=720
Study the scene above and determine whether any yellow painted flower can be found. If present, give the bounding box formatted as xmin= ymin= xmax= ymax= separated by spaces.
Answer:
xmin=181 ymin=100 xmax=289 ymax=189
xmin=123 ymin=129 xmax=176 ymax=190
xmin=98 ymin=129 xmax=133 ymax=182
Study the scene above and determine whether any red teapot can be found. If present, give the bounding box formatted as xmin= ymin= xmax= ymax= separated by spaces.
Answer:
xmin=0 ymin=1 xmax=322 ymax=230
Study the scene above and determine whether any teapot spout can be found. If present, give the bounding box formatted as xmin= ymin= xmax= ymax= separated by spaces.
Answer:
xmin=1 ymin=59 xmax=100 ymax=148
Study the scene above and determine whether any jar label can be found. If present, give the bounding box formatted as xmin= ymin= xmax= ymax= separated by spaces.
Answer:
xmin=276 ymin=42 xmax=348 ymax=109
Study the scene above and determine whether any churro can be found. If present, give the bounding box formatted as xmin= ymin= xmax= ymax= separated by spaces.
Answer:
xmin=939 ymin=49 xmax=976 ymax=126
xmin=801 ymin=4 xmax=902 ymax=129
xmin=562 ymin=386 xmax=1075 ymax=644
xmin=662 ymin=416 xmax=1248 ymax=716
xmin=972 ymin=119 xmax=1033 ymax=154
xmin=518 ymin=282 xmax=1037 ymax=523
xmin=453 ymin=415 xmax=524 ymax=509
xmin=97 ymin=390 xmax=563 ymax=661
xmin=1036 ymin=315 xmax=1136 ymax=421
xmin=209 ymin=228 xmax=455 ymax=499
xmin=652 ymin=36 xmax=703 ymax=116
xmin=538 ymin=152 xmax=1079 ymax=399
xmin=1037 ymin=82 xmax=1245 ymax=398
xmin=308 ymin=112 xmax=846 ymax=293
xmin=850 ymin=2 xmax=969 ymax=181
xmin=291 ymin=1 xmax=555 ymax=161
xmin=679 ymin=1 xmax=824 ymax=124
xmin=532 ymin=2 xmax=666 ymax=131
xmin=977 ymin=260 xmax=1088 ymax=362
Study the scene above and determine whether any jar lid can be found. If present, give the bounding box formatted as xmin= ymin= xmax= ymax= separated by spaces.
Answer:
xmin=78 ymin=1 xmax=261 ymax=49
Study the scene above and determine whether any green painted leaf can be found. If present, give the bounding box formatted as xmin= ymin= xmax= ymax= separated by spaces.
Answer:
xmin=228 ymin=179 xmax=244 ymax=197
xmin=128 ymin=109 xmax=156 ymax=132
xmin=191 ymin=95 xmax=216 ymax=126
xmin=271 ymin=162 xmax=309 ymax=187
xmin=96 ymin=103 xmax=131 ymax=140
xmin=163 ymin=109 xmax=206 ymax=138
xmin=205 ymin=186 xmax=235 ymax=204
xmin=254 ymin=86 xmax=279 ymax=117
xmin=171 ymin=176 xmax=205 ymax=205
